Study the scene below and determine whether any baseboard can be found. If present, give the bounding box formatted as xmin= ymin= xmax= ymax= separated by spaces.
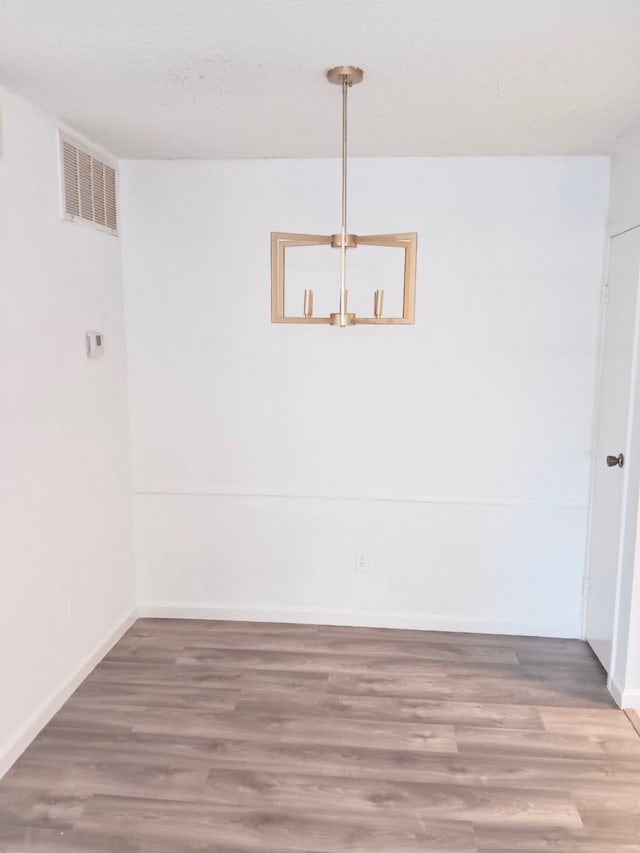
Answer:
xmin=609 ymin=678 xmax=624 ymax=707
xmin=608 ymin=677 xmax=640 ymax=709
xmin=0 ymin=607 xmax=138 ymax=780
xmin=137 ymin=602 xmax=580 ymax=639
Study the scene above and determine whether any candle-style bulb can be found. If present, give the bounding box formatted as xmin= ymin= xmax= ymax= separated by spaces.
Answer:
xmin=374 ymin=289 xmax=384 ymax=318
xmin=304 ymin=289 xmax=314 ymax=318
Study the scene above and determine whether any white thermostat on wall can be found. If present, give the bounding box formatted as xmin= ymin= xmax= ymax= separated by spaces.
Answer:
xmin=86 ymin=331 xmax=104 ymax=358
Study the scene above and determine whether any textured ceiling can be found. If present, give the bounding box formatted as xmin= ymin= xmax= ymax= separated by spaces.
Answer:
xmin=1 ymin=0 xmax=640 ymax=158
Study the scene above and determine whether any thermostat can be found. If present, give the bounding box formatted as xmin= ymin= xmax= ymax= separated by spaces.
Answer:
xmin=86 ymin=331 xmax=104 ymax=358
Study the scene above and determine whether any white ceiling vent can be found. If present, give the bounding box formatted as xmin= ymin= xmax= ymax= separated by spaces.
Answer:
xmin=59 ymin=133 xmax=118 ymax=235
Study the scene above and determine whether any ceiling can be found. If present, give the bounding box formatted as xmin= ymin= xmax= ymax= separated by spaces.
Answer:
xmin=1 ymin=0 xmax=640 ymax=159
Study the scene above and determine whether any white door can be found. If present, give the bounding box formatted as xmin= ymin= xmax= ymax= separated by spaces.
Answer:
xmin=586 ymin=227 xmax=640 ymax=670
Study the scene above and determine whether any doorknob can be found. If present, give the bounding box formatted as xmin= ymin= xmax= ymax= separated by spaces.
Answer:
xmin=607 ymin=453 xmax=624 ymax=468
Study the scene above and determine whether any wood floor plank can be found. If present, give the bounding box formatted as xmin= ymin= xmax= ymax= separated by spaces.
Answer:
xmin=1 ymin=618 xmax=639 ymax=852
xmin=84 ymin=661 xmax=329 ymax=692
xmin=45 ymin=708 xmax=458 ymax=753
xmin=76 ymin=794 xmax=477 ymax=852
xmin=201 ymin=768 xmax=583 ymax=828
xmin=120 ymin=630 xmax=521 ymax=664
xmin=575 ymin=789 xmax=640 ymax=817
xmin=1 ymin=755 xmax=209 ymax=804
xmin=539 ymin=706 xmax=640 ymax=738
xmin=0 ymin=789 xmax=88 ymax=831
xmin=326 ymin=671 xmax=614 ymax=708
xmin=475 ymin=824 xmax=640 ymax=852
xmin=235 ymin=693 xmax=546 ymax=729
xmin=0 ymin=824 xmax=139 ymax=852
xmin=58 ymin=683 xmax=240 ymax=713
xmin=174 ymin=645 xmax=452 ymax=676
xmin=455 ymin=725 xmax=640 ymax=760
xmin=143 ymin=709 xmax=457 ymax=752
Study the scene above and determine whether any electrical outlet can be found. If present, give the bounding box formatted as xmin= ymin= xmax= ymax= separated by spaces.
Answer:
xmin=355 ymin=551 xmax=370 ymax=574
xmin=86 ymin=330 xmax=104 ymax=358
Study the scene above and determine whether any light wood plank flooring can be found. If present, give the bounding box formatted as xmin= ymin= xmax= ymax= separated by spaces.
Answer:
xmin=1 ymin=618 xmax=640 ymax=852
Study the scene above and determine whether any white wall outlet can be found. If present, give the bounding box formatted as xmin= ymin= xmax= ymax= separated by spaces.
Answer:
xmin=355 ymin=550 xmax=370 ymax=574
xmin=86 ymin=330 xmax=104 ymax=358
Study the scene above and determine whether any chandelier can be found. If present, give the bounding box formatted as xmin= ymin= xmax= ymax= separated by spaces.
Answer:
xmin=271 ymin=66 xmax=417 ymax=327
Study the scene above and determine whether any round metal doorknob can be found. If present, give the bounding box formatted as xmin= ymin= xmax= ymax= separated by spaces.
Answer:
xmin=607 ymin=453 xmax=624 ymax=468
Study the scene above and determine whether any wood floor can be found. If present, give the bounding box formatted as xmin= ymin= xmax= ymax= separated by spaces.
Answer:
xmin=1 ymin=619 xmax=640 ymax=852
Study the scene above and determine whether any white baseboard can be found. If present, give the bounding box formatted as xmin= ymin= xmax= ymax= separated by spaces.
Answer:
xmin=0 ymin=607 xmax=138 ymax=780
xmin=609 ymin=678 xmax=624 ymax=707
xmin=609 ymin=677 xmax=640 ymax=709
xmin=137 ymin=602 xmax=580 ymax=639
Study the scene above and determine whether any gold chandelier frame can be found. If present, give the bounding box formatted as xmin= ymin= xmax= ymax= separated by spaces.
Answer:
xmin=271 ymin=231 xmax=417 ymax=324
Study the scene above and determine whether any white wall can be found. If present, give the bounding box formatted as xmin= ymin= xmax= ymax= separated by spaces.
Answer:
xmin=120 ymin=156 xmax=609 ymax=637
xmin=0 ymin=89 xmax=135 ymax=775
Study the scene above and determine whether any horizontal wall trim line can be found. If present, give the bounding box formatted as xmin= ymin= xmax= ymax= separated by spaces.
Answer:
xmin=0 ymin=607 xmax=138 ymax=781
xmin=133 ymin=489 xmax=587 ymax=511
xmin=138 ymin=603 xmax=581 ymax=640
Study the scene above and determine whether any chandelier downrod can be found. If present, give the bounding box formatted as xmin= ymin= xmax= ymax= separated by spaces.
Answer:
xmin=340 ymin=76 xmax=348 ymax=327
xmin=327 ymin=66 xmax=363 ymax=327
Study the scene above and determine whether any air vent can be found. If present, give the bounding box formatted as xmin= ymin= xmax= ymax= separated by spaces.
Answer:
xmin=59 ymin=133 xmax=118 ymax=234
